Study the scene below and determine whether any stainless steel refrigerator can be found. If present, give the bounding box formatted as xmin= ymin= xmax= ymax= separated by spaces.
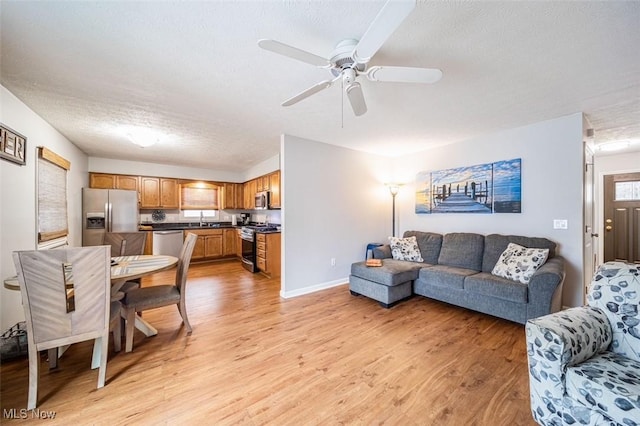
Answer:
xmin=82 ymin=188 xmax=139 ymax=246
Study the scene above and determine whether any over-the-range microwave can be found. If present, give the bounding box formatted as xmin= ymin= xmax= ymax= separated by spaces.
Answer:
xmin=255 ymin=191 xmax=270 ymax=210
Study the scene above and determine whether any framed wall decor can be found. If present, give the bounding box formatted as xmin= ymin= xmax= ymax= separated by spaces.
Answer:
xmin=415 ymin=158 xmax=521 ymax=214
xmin=0 ymin=123 xmax=27 ymax=165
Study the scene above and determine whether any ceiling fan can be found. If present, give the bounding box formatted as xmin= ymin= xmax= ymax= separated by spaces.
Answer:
xmin=258 ymin=0 xmax=442 ymax=117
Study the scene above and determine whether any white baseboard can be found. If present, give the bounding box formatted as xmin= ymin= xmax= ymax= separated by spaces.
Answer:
xmin=280 ymin=277 xmax=348 ymax=299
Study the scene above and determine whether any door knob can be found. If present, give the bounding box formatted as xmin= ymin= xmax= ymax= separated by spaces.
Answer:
xmin=605 ymin=226 xmax=612 ymax=231
xmin=606 ymin=219 xmax=612 ymax=224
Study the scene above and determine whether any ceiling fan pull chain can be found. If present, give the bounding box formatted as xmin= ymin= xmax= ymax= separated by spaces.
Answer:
xmin=341 ymin=78 xmax=344 ymax=129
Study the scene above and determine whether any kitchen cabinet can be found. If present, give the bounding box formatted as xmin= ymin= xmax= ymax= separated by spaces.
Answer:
xmin=268 ymin=170 xmax=281 ymax=209
xmin=90 ymin=173 xmax=139 ymax=192
xmin=256 ymin=232 xmax=281 ymax=278
xmin=243 ymin=179 xmax=257 ymax=209
xmin=221 ymin=183 xmax=244 ymax=210
xmin=192 ymin=235 xmax=205 ymax=260
xmin=205 ymin=233 xmax=223 ymax=258
xmin=223 ymin=229 xmax=236 ymax=256
xmin=235 ymin=229 xmax=242 ymax=258
xmin=140 ymin=177 xmax=179 ymax=209
xmin=256 ymin=175 xmax=270 ymax=192
xmin=188 ymin=229 xmax=235 ymax=261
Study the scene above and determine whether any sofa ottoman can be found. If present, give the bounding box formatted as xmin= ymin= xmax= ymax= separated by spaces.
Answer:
xmin=349 ymin=259 xmax=424 ymax=308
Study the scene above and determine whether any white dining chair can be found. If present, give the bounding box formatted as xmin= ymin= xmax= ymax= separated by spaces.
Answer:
xmin=12 ymin=246 xmax=111 ymax=409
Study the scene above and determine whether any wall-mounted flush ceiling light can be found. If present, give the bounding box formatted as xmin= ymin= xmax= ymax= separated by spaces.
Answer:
xmin=117 ymin=125 xmax=164 ymax=148
xmin=598 ymin=139 xmax=634 ymax=152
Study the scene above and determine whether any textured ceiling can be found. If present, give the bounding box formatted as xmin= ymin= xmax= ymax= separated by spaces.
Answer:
xmin=1 ymin=1 xmax=639 ymax=172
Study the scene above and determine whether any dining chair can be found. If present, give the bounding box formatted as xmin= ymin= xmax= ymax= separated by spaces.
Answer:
xmin=103 ymin=232 xmax=147 ymax=293
xmin=103 ymin=232 xmax=147 ymax=257
xmin=122 ymin=233 xmax=197 ymax=352
xmin=12 ymin=246 xmax=111 ymax=409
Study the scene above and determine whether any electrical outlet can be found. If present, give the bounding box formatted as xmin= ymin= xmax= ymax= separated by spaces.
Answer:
xmin=553 ymin=219 xmax=568 ymax=230
xmin=330 ymin=258 xmax=336 ymax=267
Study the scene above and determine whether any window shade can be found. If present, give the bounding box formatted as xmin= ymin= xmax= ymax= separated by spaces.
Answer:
xmin=37 ymin=147 xmax=70 ymax=243
xmin=179 ymin=183 xmax=220 ymax=210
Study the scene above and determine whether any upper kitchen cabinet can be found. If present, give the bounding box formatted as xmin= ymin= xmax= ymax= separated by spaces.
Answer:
xmin=180 ymin=182 xmax=220 ymax=210
xmin=90 ymin=173 xmax=139 ymax=192
xmin=256 ymin=175 xmax=270 ymax=192
xmin=243 ymin=179 xmax=257 ymax=210
xmin=221 ymin=183 xmax=243 ymax=210
xmin=140 ymin=177 xmax=179 ymax=209
xmin=268 ymin=170 xmax=281 ymax=209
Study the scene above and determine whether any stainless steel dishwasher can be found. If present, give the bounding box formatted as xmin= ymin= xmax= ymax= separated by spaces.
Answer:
xmin=152 ymin=230 xmax=184 ymax=258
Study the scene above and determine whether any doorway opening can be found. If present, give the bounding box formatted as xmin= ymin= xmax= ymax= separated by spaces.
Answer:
xmin=603 ymin=172 xmax=640 ymax=263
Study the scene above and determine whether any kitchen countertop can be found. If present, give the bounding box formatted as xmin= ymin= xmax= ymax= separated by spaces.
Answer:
xmin=139 ymin=222 xmax=237 ymax=231
xmin=139 ymin=222 xmax=281 ymax=233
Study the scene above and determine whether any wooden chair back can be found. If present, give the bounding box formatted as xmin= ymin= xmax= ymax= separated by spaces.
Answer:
xmin=176 ymin=233 xmax=198 ymax=296
xmin=103 ymin=232 xmax=147 ymax=256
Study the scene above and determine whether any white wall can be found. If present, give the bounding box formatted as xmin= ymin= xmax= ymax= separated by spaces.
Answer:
xmin=594 ymin=150 xmax=640 ymax=260
xmin=395 ymin=113 xmax=585 ymax=307
xmin=1 ymin=85 xmax=89 ymax=330
xmin=89 ymin=157 xmax=243 ymax=182
xmin=242 ymin=154 xmax=280 ymax=182
xmin=281 ymin=135 xmax=390 ymax=297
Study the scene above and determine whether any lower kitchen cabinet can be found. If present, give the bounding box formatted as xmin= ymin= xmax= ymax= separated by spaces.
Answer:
xmin=223 ymin=229 xmax=236 ymax=256
xmin=256 ymin=232 xmax=281 ymax=278
xmin=189 ymin=229 xmax=235 ymax=262
xmin=205 ymin=234 xmax=223 ymax=258
xmin=235 ymin=229 xmax=242 ymax=258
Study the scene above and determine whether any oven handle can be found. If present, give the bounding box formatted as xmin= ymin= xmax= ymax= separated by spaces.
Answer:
xmin=240 ymin=235 xmax=254 ymax=242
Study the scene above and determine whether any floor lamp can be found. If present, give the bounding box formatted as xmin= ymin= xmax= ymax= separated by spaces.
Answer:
xmin=387 ymin=184 xmax=400 ymax=237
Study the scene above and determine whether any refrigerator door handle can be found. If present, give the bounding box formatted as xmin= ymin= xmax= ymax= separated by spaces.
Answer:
xmin=106 ymin=202 xmax=112 ymax=232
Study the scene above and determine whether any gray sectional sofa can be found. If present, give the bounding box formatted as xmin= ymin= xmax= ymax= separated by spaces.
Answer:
xmin=349 ymin=231 xmax=565 ymax=324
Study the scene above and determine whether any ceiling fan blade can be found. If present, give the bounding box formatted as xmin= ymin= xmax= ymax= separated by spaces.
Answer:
xmin=345 ymin=82 xmax=367 ymax=116
xmin=366 ymin=66 xmax=443 ymax=84
xmin=282 ymin=79 xmax=335 ymax=106
xmin=258 ymin=39 xmax=330 ymax=68
xmin=352 ymin=0 xmax=416 ymax=64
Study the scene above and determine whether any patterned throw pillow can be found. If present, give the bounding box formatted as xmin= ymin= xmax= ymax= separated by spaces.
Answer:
xmin=388 ymin=236 xmax=424 ymax=262
xmin=491 ymin=243 xmax=549 ymax=284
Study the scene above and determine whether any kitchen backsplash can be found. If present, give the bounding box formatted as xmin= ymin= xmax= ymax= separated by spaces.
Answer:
xmin=140 ymin=210 xmax=281 ymax=225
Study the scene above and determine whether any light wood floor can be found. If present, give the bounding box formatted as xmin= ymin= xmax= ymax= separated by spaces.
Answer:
xmin=1 ymin=260 xmax=536 ymax=425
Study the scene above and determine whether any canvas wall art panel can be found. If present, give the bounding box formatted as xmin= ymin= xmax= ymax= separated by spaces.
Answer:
xmin=415 ymin=158 xmax=521 ymax=214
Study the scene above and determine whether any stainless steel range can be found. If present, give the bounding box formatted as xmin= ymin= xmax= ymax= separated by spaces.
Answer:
xmin=240 ymin=227 xmax=257 ymax=273
xmin=240 ymin=225 xmax=279 ymax=273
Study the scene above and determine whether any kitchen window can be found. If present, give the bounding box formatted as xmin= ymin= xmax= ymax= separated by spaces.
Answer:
xmin=182 ymin=210 xmax=217 ymax=219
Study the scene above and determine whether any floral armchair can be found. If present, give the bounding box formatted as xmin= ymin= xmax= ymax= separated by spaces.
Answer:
xmin=525 ymin=261 xmax=640 ymax=426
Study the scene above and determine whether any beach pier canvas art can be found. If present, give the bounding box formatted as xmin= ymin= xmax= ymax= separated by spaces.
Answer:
xmin=415 ymin=158 xmax=521 ymax=214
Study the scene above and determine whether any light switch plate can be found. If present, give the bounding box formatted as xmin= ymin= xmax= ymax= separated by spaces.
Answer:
xmin=553 ymin=219 xmax=568 ymax=229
